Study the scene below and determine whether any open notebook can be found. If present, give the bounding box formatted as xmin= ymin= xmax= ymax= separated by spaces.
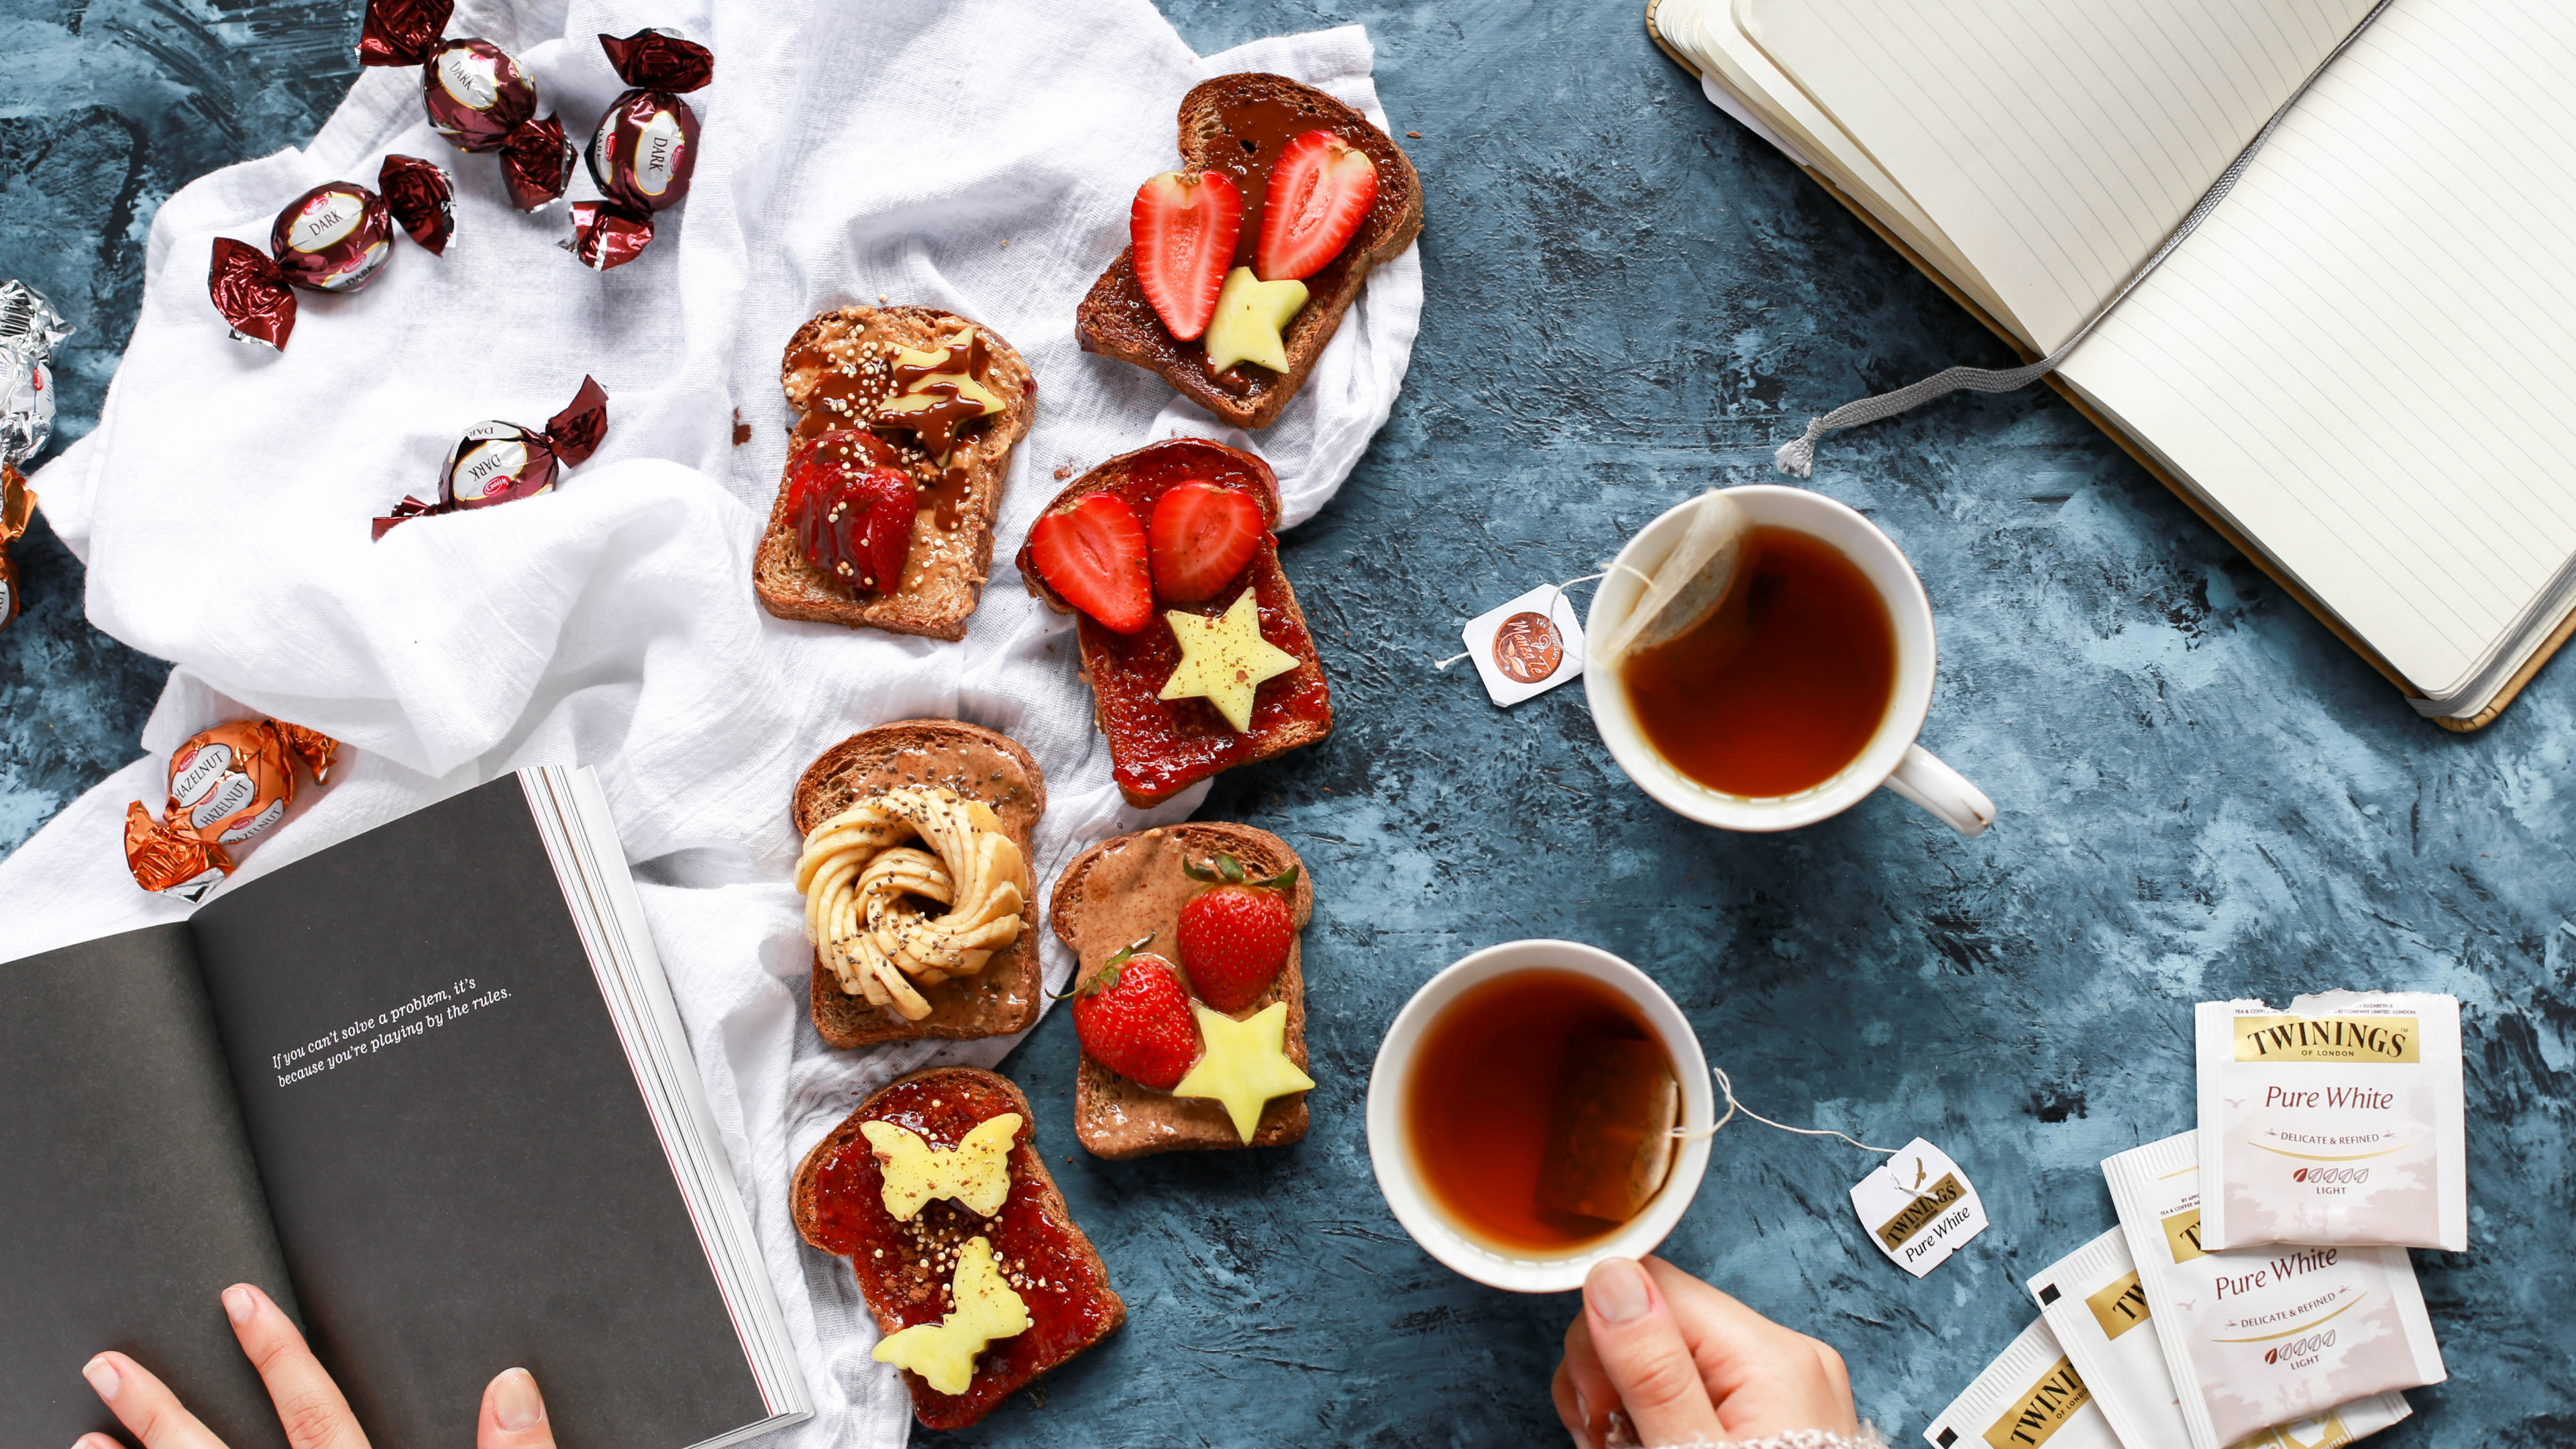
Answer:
xmin=1650 ymin=0 xmax=2576 ymax=727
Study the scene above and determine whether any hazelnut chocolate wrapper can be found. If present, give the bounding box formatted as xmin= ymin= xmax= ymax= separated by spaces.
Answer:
xmin=123 ymin=717 xmax=341 ymax=901
xmin=570 ymin=29 xmax=714 ymax=269
xmin=358 ymin=0 xmax=573 ymax=210
xmin=0 ymin=464 xmax=31 ymax=633
xmin=374 ymin=375 xmax=609 ymax=537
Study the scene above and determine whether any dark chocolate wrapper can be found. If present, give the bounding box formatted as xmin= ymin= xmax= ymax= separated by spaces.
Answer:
xmin=378 ymin=154 xmax=456 ymax=255
xmin=587 ymin=89 xmax=702 ymax=214
xmin=208 ymin=237 xmax=299 ymax=350
xmin=501 ymin=113 xmax=576 ymax=211
xmin=598 ymin=28 xmax=714 ymax=92
xmin=423 ymin=38 xmax=538 ymax=152
xmin=269 ymin=182 xmax=394 ymax=293
xmin=357 ymin=0 xmax=453 ymax=67
xmin=567 ymin=202 xmax=654 ymax=271
xmin=385 ymin=376 xmax=609 ymax=531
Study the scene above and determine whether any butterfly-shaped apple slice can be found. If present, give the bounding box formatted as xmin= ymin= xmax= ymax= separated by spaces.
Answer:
xmin=860 ymin=1112 xmax=1020 ymax=1220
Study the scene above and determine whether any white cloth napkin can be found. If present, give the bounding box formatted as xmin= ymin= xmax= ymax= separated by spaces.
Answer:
xmin=1 ymin=0 xmax=1419 ymax=1442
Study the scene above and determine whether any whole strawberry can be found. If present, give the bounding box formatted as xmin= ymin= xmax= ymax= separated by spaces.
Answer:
xmin=1176 ymin=854 xmax=1299 ymax=1013
xmin=1068 ymin=938 xmax=1203 ymax=1090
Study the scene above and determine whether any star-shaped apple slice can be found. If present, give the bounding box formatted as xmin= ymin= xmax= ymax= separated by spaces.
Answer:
xmin=1159 ymin=589 xmax=1301 ymax=732
xmin=1171 ymin=1000 xmax=1315 ymax=1142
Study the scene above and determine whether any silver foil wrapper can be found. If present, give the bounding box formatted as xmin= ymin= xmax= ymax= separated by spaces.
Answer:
xmin=0 ymin=282 xmax=72 ymax=466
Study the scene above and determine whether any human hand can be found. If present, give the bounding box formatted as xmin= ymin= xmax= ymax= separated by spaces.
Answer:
xmin=75 ymin=1283 xmax=557 ymax=1449
xmin=1552 ymin=1256 xmax=1858 ymax=1449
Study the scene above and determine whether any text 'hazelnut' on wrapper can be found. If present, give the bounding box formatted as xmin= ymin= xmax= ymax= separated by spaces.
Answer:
xmin=358 ymin=0 xmax=576 ymax=211
xmin=205 ymin=160 xmax=455 ymax=352
xmin=125 ymin=719 xmax=339 ymax=902
xmin=0 ymin=280 xmax=71 ymax=635
xmin=372 ymin=376 xmax=610 ymax=538
xmin=569 ymin=29 xmax=713 ymax=271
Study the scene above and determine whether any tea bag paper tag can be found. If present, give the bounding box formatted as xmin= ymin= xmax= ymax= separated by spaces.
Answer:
xmin=1460 ymin=585 xmax=1586 ymax=706
xmin=1848 ymin=1137 xmax=1986 ymax=1278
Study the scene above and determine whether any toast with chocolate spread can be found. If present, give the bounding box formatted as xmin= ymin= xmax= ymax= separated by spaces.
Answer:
xmin=1052 ymin=823 xmax=1312 ymax=1158
xmin=792 ymin=720 xmax=1045 ymax=1049
xmin=1076 ymin=73 xmax=1421 ymax=429
xmin=790 ymin=1067 xmax=1122 ymax=1430
xmin=755 ymin=305 xmax=1035 ymax=639
xmin=1016 ymin=439 xmax=1332 ymax=808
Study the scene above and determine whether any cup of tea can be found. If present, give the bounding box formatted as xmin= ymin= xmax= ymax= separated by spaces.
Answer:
xmin=1583 ymin=485 xmax=1994 ymax=835
xmin=1366 ymin=940 xmax=1714 ymax=1293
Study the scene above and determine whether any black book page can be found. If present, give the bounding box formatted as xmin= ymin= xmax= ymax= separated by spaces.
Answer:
xmin=0 ymin=924 xmax=296 ymax=1449
xmin=188 ymin=777 xmax=766 ymax=1449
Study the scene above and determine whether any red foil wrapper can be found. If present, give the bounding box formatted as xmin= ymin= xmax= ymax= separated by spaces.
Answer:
xmin=0 ymin=462 xmax=31 ymax=633
xmin=123 ymin=717 xmax=340 ymax=900
xmin=422 ymin=38 xmax=538 ymax=152
xmin=378 ymin=153 xmax=455 ymax=255
xmin=598 ymin=28 xmax=715 ymax=93
xmin=358 ymin=1 xmax=565 ymax=208
xmin=566 ymin=201 xmax=653 ymax=271
xmin=587 ymin=86 xmax=703 ymax=215
xmin=208 ymin=237 xmax=298 ymax=350
xmin=269 ymin=182 xmax=394 ymax=292
xmin=376 ymin=376 xmax=610 ymax=534
xmin=357 ymin=0 xmax=451 ymax=66
xmin=500 ymin=113 xmax=576 ymax=211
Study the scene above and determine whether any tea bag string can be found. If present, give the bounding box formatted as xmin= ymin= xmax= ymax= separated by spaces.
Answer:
xmin=1432 ymin=568 xmax=1644 ymax=671
xmin=1676 ymin=1067 xmax=1942 ymax=1205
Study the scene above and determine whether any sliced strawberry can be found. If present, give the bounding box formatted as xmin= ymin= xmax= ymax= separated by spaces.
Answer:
xmin=1028 ymin=490 xmax=1155 ymax=633
xmin=1255 ymin=131 xmax=1378 ymax=282
xmin=1147 ymin=480 xmax=1265 ymax=605
xmin=1132 ymin=170 xmax=1242 ymax=341
xmin=1067 ymin=941 xmax=1203 ymax=1091
xmin=786 ymin=431 xmax=916 ymax=595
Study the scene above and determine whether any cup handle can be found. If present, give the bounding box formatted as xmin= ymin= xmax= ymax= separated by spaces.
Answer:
xmin=1882 ymin=743 xmax=1995 ymax=837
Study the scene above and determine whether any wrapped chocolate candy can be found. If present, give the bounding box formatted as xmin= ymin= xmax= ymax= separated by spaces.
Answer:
xmin=207 ymin=168 xmax=453 ymax=351
xmin=570 ymin=29 xmax=713 ymax=270
xmin=123 ymin=718 xmax=339 ymax=901
xmin=0 ymin=280 xmax=70 ymax=634
xmin=359 ymin=0 xmax=576 ymax=211
xmin=373 ymin=376 xmax=610 ymax=538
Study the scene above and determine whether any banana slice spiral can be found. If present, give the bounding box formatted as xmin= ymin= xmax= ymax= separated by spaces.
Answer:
xmin=795 ymin=787 xmax=1030 ymax=1020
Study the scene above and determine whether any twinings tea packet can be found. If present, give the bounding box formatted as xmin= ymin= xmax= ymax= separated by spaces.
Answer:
xmin=2028 ymin=1228 xmax=2414 ymax=1449
xmin=2102 ymin=1132 xmax=2441 ymax=1449
xmin=1459 ymin=584 xmax=1587 ymax=706
xmin=1921 ymin=1316 xmax=2117 ymax=1449
xmin=1593 ymin=488 xmax=1752 ymax=669
xmin=1536 ymin=1033 xmax=1678 ymax=1223
xmin=2197 ymin=993 xmax=2466 ymax=1251
xmin=1848 ymin=1136 xmax=1987 ymax=1278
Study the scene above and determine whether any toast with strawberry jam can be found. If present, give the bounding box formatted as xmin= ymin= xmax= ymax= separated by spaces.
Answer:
xmin=1053 ymin=824 xmax=1313 ymax=1158
xmin=755 ymin=305 xmax=1036 ymax=639
xmin=1077 ymin=73 xmax=1421 ymax=429
xmin=791 ymin=1067 xmax=1122 ymax=1430
xmin=1016 ymin=438 xmax=1332 ymax=806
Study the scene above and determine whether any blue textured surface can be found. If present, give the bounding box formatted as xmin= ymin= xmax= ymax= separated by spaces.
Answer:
xmin=4 ymin=2 xmax=2572 ymax=1446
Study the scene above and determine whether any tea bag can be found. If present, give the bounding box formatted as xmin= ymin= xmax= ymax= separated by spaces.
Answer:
xmin=1536 ymin=1034 xmax=1678 ymax=1222
xmin=1920 ymin=1316 xmax=2121 ymax=1449
xmin=1592 ymin=489 xmax=1755 ymax=669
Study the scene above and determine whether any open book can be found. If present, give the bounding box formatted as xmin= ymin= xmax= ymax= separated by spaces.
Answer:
xmin=1650 ymin=0 xmax=2576 ymax=727
xmin=0 ymin=769 xmax=810 ymax=1449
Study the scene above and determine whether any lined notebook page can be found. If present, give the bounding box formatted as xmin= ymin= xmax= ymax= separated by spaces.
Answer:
xmin=1739 ymin=0 xmax=2377 ymax=351
xmin=2059 ymin=0 xmax=2576 ymax=704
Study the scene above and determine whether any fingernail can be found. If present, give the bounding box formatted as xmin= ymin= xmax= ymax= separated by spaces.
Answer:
xmin=1575 ymin=1385 xmax=1593 ymax=1426
xmin=225 ymin=1286 xmax=258 ymax=1324
xmin=1585 ymin=1257 xmax=1652 ymax=1324
xmin=82 ymin=1356 xmax=120 ymax=1402
xmin=493 ymin=1367 xmax=545 ymax=1431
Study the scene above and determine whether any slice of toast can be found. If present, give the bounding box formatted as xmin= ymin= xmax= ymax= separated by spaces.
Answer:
xmin=1051 ymin=823 xmax=1313 ymax=1158
xmin=1075 ymin=72 xmax=1423 ymax=429
xmin=793 ymin=720 xmax=1046 ymax=1049
xmin=790 ymin=1067 xmax=1123 ymax=1430
xmin=755 ymin=305 xmax=1036 ymax=639
xmin=1016 ymin=439 xmax=1332 ymax=807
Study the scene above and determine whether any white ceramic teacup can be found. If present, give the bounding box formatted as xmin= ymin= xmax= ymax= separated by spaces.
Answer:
xmin=1365 ymin=940 xmax=1713 ymax=1293
xmin=1582 ymin=485 xmax=1994 ymax=836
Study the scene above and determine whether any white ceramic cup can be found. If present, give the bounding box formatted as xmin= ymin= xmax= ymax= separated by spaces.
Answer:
xmin=1365 ymin=940 xmax=1713 ymax=1293
xmin=1583 ymin=485 xmax=1994 ymax=836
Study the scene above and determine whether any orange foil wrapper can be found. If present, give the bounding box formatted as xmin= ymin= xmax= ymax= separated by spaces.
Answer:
xmin=123 ymin=717 xmax=342 ymax=900
xmin=0 ymin=462 xmax=32 ymax=633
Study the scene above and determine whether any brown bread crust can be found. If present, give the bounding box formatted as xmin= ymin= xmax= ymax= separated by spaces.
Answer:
xmin=755 ymin=306 xmax=1035 ymax=639
xmin=793 ymin=720 xmax=1047 ymax=1048
xmin=788 ymin=1067 xmax=1123 ymax=1422
xmin=1049 ymin=823 xmax=1311 ymax=1158
xmin=1075 ymin=72 xmax=1422 ymax=429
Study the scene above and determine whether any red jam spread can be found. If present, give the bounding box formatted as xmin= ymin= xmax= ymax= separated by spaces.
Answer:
xmin=1038 ymin=441 xmax=1332 ymax=799
xmin=805 ymin=1073 xmax=1116 ymax=1430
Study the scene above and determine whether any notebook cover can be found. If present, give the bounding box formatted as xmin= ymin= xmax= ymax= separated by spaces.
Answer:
xmin=1642 ymin=0 xmax=2560 ymax=731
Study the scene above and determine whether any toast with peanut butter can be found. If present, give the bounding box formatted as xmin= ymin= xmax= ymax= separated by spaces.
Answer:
xmin=1076 ymin=72 xmax=1422 ymax=429
xmin=1051 ymin=823 xmax=1312 ymax=1158
xmin=792 ymin=721 xmax=1045 ymax=1049
xmin=790 ymin=1067 xmax=1122 ymax=1430
xmin=755 ymin=305 xmax=1035 ymax=639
